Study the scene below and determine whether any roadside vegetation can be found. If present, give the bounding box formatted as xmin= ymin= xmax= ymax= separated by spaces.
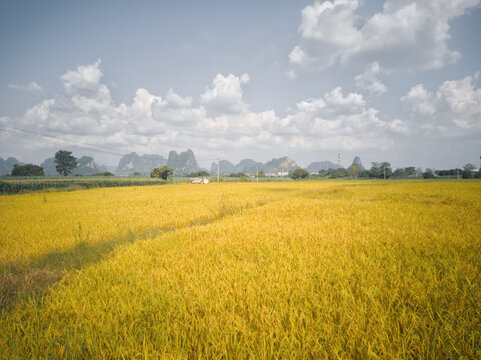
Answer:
xmin=0 ymin=178 xmax=168 ymax=194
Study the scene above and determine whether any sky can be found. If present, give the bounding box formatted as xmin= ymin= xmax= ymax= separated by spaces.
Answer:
xmin=0 ymin=0 xmax=480 ymax=170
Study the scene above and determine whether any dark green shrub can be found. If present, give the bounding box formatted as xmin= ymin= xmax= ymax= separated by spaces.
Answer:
xmin=11 ymin=164 xmax=44 ymax=176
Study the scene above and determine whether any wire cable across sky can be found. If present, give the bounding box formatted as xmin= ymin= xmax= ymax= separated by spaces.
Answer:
xmin=0 ymin=126 xmax=221 ymax=163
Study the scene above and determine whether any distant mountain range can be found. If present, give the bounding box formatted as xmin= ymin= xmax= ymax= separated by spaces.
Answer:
xmin=116 ymin=149 xmax=201 ymax=175
xmin=304 ymin=157 xmax=365 ymax=173
xmin=211 ymin=157 xmax=299 ymax=176
xmin=210 ymin=156 xmax=364 ymax=176
xmin=1 ymin=152 xmax=366 ymax=177
xmin=0 ymin=157 xmax=22 ymax=176
xmin=166 ymin=149 xmax=200 ymax=175
xmin=117 ymin=153 xmax=167 ymax=175
xmin=306 ymin=161 xmax=340 ymax=173
xmin=210 ymin=159 xmax=257 ymax=175
xmin=41 ymin=156 xmax=114 ymax=176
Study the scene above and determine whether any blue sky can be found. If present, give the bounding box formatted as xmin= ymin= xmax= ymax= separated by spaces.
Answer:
xmin=1 ymin=0 xmax=480 ymax=169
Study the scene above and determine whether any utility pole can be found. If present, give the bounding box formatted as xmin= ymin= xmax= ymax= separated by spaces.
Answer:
xmin=256 ymin=163 xmax=258 ymax=182
xmin=384 ymin=166 xmax=386 ymax=180
xmin=337 ymin=153 xmax=340 ymax=169
xmin=457 ymin=165 xmax=459 ymax=180
xmin=217 ymin=158 xmax=220 ymax=182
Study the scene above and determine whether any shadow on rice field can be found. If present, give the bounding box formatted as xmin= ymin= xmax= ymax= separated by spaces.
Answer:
xmin=0 ymin=194 xmax=278 ymax=310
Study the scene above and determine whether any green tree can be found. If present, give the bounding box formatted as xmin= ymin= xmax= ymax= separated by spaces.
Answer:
xmin=462 ymin=163 xmax=476 ymax=179
xmin=369 ymin=162 xmax=382 ymax=178
xmin=150 ymin=166 xmax=173 ymax=180
xmin=54 ymin=150 xmax=77 ymax=176
xmin=404 ymin=167 xmax=416 ymax=176
xmin=11 ymin=164 xmax=44 ymax=176
xmin=380 ymin=162 xmax=392 ymax=179
xmin=291 ymin=168 xmax=309 ymax=179
xmin=229 ymin=172 xmax=248 ymax=178
xmin=188 ymin=171 xmax=210 ymax=177
xmin=347 ymin=165 xmax=359 ymax=177
xmin=369 ymin=162 xmax=392 ymax=178
xmin=318 ymin=169 xmax=329 ymax=177
xmin=392 ymin=168 xmax=405 ymax=178
xmin=423 ymin=169 xmax=435 ymax=179
xmin=329 ymin=168 xmax=348 ymax=178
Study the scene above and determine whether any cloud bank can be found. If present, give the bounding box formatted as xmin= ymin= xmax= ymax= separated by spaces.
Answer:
xmin=354 ymin=63 xmax=387 ymax=96
xmin=401 ymin=72 xmax=481 ymax=135
xmin=289 ymin=0 xmax=481 ymax=76
xmin=2 ymin=60 xmax=397 ymax=157
xmin=2 ymin=60 xmax=480 ymax=164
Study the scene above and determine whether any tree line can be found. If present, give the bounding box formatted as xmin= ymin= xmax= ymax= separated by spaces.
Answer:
xmin=313 ymin=162 xmax=480 ymax=179
xmin=8 ymin=151 xmax=115 ymax=177
xmin=5 ymin=150 xmax=481 ymax=180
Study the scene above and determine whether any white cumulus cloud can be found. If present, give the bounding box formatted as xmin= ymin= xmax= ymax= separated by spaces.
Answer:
xmin=1 ymin=60 xmax=442 ymax=163
xmin=354 ymin=62 xmax=387 ymax=96
xmin=8 ymin=82 xmax=44 ymax=94
xmin=200 ymin=73 xmax=250 ymax=115
xmin=401 ymin=73 xmax=481 ymax=135
xmin=289 ymin=0 xmax=481 ymax=76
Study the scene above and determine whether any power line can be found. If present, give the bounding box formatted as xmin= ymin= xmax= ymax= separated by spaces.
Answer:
xmin=6 ymin=126 xmax=128 ymax=154
xmin=0 ymin=127 xmax=125 ymax=157
xmin=0 ymin=126 xmax=223 ymax=163
xmin=1 ymin=128 xmax=87 ymax=149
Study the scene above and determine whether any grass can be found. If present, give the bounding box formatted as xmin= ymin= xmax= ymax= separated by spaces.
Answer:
xmin=0 ymin=180 xmax=480 ymax=358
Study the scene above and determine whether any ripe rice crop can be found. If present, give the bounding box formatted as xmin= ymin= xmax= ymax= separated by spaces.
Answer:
xmin=0 ymin=180 xmax=480 ymax=358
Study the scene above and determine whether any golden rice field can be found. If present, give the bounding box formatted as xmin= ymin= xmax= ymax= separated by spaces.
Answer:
xmin=0 ymin=180 xmax=480 ymax=358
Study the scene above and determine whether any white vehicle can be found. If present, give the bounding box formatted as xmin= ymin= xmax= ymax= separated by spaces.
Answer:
xmin=189 ymin=177 xmax=210 ymax=184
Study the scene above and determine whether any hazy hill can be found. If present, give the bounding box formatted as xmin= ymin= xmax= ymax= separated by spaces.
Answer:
xmin=0 ymin=157 xmax=21 ymax=176
xmin=263 ymin=157 xmax=298 ymax=174
xmin=167 ymin=149 xmax=200 ymax=175
xmin=211 ymin=157 xmax=298 ymax=175
xmin=73 ymin=156 xmax=109 ymax=176
xmin=40 ymin=158 xmax=59 ymax=176
xmin=350 ymin=156 xmax=365 ymax=171
xmin=238 ymin=159 xmax=258 ymax=170
xmin=116 ymin=149 xmax=201 ymax=176
xmin=306 ymin=161 xmax=340 ymax=173
xmin=41 ymin=156 xmax=111 ymax=176
xmin=210 ymin=160 xmax=237 ymax=175
xmin=117 ymin=153 xmax=167 ymax=175
xmin=210 ymin=159 xmax=261 ymax=175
